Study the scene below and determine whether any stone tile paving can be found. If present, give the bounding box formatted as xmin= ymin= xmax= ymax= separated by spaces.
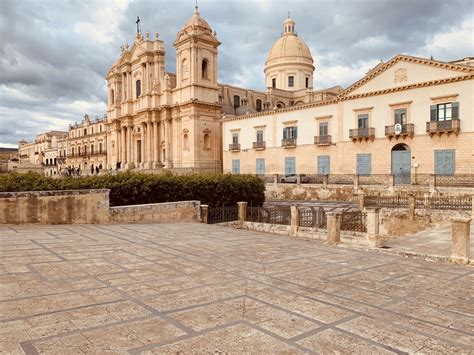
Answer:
xmin=0 ymin=223 xmax=473 ymax=354
xmin=385 ymin=221 xmax=474 ymax=259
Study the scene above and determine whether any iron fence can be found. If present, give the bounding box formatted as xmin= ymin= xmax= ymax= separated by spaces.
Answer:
xmin=246 ymin=205 xmax=291 ymax=225
xmin=411 ymin=174 xmax=431 ymax=186
xmin=358 ymin=174 xmax=390 ymax=186
xmin=341 ymin=211 xmax=367 ymax=232
xmin=435 ymin=174 xmax=474 ymax=188
xmin=207 ymin=205 xmax=239 ymax=224
xmin=298 ymin=207 xmax=327 ymax=228
xmin=416 ymin=196 xmax=471 ymax=211
xmin=365 ymin=195 xmax=409 ymax=208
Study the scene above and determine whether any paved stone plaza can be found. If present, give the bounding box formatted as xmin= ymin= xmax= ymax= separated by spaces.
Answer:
xmin=1 ymin=223 xmax=473 ymax=354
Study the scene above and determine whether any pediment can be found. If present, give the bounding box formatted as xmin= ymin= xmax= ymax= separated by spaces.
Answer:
xmin=342 ymin=55 xmax=473 ymax=97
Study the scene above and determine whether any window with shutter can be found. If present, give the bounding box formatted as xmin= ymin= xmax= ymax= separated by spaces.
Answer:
xmin=356 ymin=154 xmax=371 ymax=176
xmin=357 ymin=114 xmax=368 ymax=129
xmin=285 ymin=157 xmax=296 ymax=175
xmin=317 ymin=155 xmax=330 ymax=175
xmin=319 ymin=122 xmax=328 ymax=136
xmin=232 ymin=160 xmax=240 ymax=174
xmin=256 ymin=158 xmax=265 ymax=176
xmin=394 ymin=109 xmax=407 ymax=124
xmin=434 ymin=149 xmax=455 ymax=175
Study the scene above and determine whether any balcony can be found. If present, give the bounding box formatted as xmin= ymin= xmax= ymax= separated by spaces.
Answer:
xmin=385 ymin=124 xmax=414 ymax=139
xmin=252 ymin=141 xmax=266 ymax=150
xmin=281 ymin=138 xmax=297 ymax=148
xmin=349 ymin=127 xmax=375 ymax=142
xmin=314 ymin=135 xmax=332 ymax=146
xmin=426 ymin=119 xmax=460 ymax=136
xmin=229 ymin=143 xmax=240 ymax=152
xmin=90 ymin=150 xmax=107 ymax=156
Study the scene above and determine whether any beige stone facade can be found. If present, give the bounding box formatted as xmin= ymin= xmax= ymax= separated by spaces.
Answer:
xmin=223 ymin=54 xmax=474 ymax=177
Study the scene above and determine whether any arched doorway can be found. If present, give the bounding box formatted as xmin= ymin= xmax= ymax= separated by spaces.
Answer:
xmin=391 ymin=143 xmax=411 ymax=185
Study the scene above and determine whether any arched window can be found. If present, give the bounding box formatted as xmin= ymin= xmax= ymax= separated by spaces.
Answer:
xmin=136 ymin=80 xmax=141 ymax=98
xmin=203 ymin=133 xmax=210 ymax=149
xmin=182 ymin=58 xmax=188 ymax=78
xmin=233 ymin=95 xmax=240 ymax=108
xmin=256 ymin=99 xmax=262 ymax=112
xmin=91 ymin=144 xmax=94 ymax=154
xmin=111 ymin=89 xmax=115 ymax=104
xmin=183 ymin=134 xmax=189 ymax=150
xmin=202 ymin=59 xmax=208 ymax=79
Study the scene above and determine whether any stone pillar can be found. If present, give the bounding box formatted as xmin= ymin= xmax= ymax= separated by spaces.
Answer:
xmin=273 ymin=174 xmax=278 ymax=185
xmin=389 ymin=174 xmax=395 ymax=188
xmin=290 ymin=204 xmax=300 ymax=237
xmin=358 ymin=192 xmax=366 ymax=210
xmin=323 ymin=174 xmax=328 ymax=187
xmin=237 ymin=201 xmax=247 ymax=222
xmin=121 ymin=127 xmax=127 ymax=164
xmin=471 ymin=195 xmax=474 ymax=218
xmin=451 ymin=217 xmax=471 ymax=264
xmin=296 ymin=175 xmax=301 ymax=185
xmin=115 ymin=128 xmax=120 ymax=167
xmin=200 ymin=205 xmax=209 ymax=224
xmin=408 ymin=195 xmax=415 ymax=221
xmin=326 ymin=212 xmax=342 ymax=245
xmin=354 ymin=174 xmax=359 ymax=191
xmin=127 ymin=125 xmax=132 ymax=167
xmin=366 ymin=208 xmax=381 ymax=247
xmin=153 ymin=120 xmax=159 ymax=167
xmin=429 ymin=174 xmax=436 ymax=191
xmin=140 ymin=123 xmax=145 ymax=167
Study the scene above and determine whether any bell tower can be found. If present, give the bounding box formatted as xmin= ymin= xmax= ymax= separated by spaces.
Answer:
xmin=173 ymin=6 xmax=220 ymax=102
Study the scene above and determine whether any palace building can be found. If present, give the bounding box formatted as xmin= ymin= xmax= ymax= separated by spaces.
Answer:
xmin=17 ymin=7 xmax=473 ymax=179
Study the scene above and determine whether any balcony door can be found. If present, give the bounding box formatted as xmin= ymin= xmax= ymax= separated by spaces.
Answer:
xmin=391 ymin=144 xmax=411 ymax=184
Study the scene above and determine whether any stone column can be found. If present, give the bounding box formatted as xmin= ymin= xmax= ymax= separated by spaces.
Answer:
xmin=237 ymin=202 xmax=247 ymax=223
xmin=296 ymin=175 xmax=301 ymax=185
xmin=200 ymin=205 xmax=209 ymax=224
xmin=408 ymin=195 xmax=415 ymax=221
xmin=471 ymin=195 xmax=474 ymax=218
xmin=358 ymin=192 xmax=366 ymax=210
xmin=429 ymin=174 xmax=436 ymax=191
xmin=290 ymin=204 xmax=299 ymax=237
xmin=354 ymin=174 xmax=359 ymax=191
xmin=127 ymin=125 xmax=132 ymax=167
xmin=115 ymin=128 xmax=120 ymax=167
xmin=389 ymin=174 xmax=395 ymax=188
xmin=366 ymin=208 xmax=381 ymax=247
xmin=451 ymin=217 xmax=471 ymax=264
xmin=148 ymin=122 xmax=153 ymax=167
xmin=140 ymin=123 xmax=145 ymax=167
xmin=121 ymin=127 xmax=127 ymax=164
xmin=323 ymin=174 xmax=328 ymax=187
xmin=273 ymin=174 xmax=278 ymax=185
xmin=153 ymin=120 xmax=159 ymax=167
xmin=326 ymin=212 xmax=342 ymax=245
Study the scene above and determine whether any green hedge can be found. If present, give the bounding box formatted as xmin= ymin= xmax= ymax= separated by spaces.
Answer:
xmin=0 ymin=172 xmax=265 ymax=207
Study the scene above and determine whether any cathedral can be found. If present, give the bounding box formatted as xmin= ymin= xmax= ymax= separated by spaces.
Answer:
xmin=104 ymin=7 xmax=340 ymax=173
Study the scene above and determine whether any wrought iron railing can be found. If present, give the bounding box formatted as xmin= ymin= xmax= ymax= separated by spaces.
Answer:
xmin=228 ymin=143 xmax=240 ymax=151
xmin=426 ymin=119 xmax=460 ymax=135
xmin=385 ymin=124 xmax=414 ymax=137
xmin=281 ymin=138 xmax=297 ymax=148
xmin=298 ymin=207 xmax=327 ymax=228
xmin=341 ymin=211 xmax=367 ymax=232
xmin=365 ymin=195 xmax=409 ymax=208
xmin=314 ymin=135 xmax=332 ymax=145
xmin=349 ymin=127 xmax=375 ymax=140
xmin=415 ymin=196 xmax=471 ymax=211
xmin=252 ymin=141 xmax=266 ymax=150
xmin=207 ymin=206 xmax=239 ymax=224
xmin=246 ymin=205 xmax=291 ymax=225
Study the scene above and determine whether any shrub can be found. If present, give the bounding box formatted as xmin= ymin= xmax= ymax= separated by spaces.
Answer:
xmin=0 ymin=172 xmax=265 ymax=207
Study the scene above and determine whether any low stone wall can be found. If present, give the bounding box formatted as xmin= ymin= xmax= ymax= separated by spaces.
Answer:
xmin=224 ymin=221 xmax=370 ymax=246
xmin=0 ymin=189 xmax=201 ymax=225
xmin=265 ymin=183 xmax=474 ymax=202
xmin=110 ymin=201 xmax=200 ymax=223
xmin=0 ymin=189 xmax=110 ymax=224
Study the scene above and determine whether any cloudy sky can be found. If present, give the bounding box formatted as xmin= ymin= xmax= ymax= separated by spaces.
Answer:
xmin=0 ymin=0 xmax=472 ymax=147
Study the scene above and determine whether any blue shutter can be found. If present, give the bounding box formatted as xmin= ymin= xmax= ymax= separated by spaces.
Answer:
xmin=232 ymin=159 xmax=240 ymax=174
xmin=452 ymin=102 xmax=459 ymax=119
xmin=294 ymin=126 xmax=298 ymax=138
xmin=283 ymin=128 xmax=287 ymax=139
xmin=285 ymin=157 xmax=296 ymax=175
xmin=317 ymin=155 xmax=330 ymax=175
xmin=435 ymin=150 xmax=455 ymax=175
xmin=256 ymin=158 xmax=265 ymax=176
xmin=356 ymin=154 xmax=371 ymax=176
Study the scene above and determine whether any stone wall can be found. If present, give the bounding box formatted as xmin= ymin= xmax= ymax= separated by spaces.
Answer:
xmin=0 ymin=189 xmax=110 ymax=224
xmin=0 ymin=189 xmax=201 ymax=225
xmin=110 ymin=201 xmax=200 ymax=223
xmin=265 ymin=183 xmax=474 ymax=202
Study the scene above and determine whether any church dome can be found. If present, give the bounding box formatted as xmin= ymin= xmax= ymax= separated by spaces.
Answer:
xmin=264 ymin=17 xmax=315 ymax=91
xmin=180 ymin=6 xmax=212 ymax=32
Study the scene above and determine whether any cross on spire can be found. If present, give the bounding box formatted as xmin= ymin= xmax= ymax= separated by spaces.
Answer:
xmin=136 ymin=16 xmax=141 ymax=34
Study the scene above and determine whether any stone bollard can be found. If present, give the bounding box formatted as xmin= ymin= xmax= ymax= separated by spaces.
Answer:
xmin=200 ymin=204 xmax=209 ymax=224
xmin=353 ymin=174 xmax=359 ymax=191
xmin=237 ymin=202 xmax=247 ymax=223
xmin=273 ymin=173 xmax=278 ymax=186
xmin=290 ymin=204 xmax=300 ymax=237
xmin=358 ymin=192 xmax=366 ymax=210
xmin=388 ymin=174 xmax=395 ymax=189
xmin=408 ymin=195 xmax=416 ymax=221
xmin=429 ymin=174 xmax=436 ymax=191
xmin=451 ymin=217 xmax=471 ymax=264
xmin=326 ymin=212 xmax=342 ymax=245
xmin=366 ymin=208 xmax=381 ymax=247
xmin=323 ymin=174 xmax=328 ymax=187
